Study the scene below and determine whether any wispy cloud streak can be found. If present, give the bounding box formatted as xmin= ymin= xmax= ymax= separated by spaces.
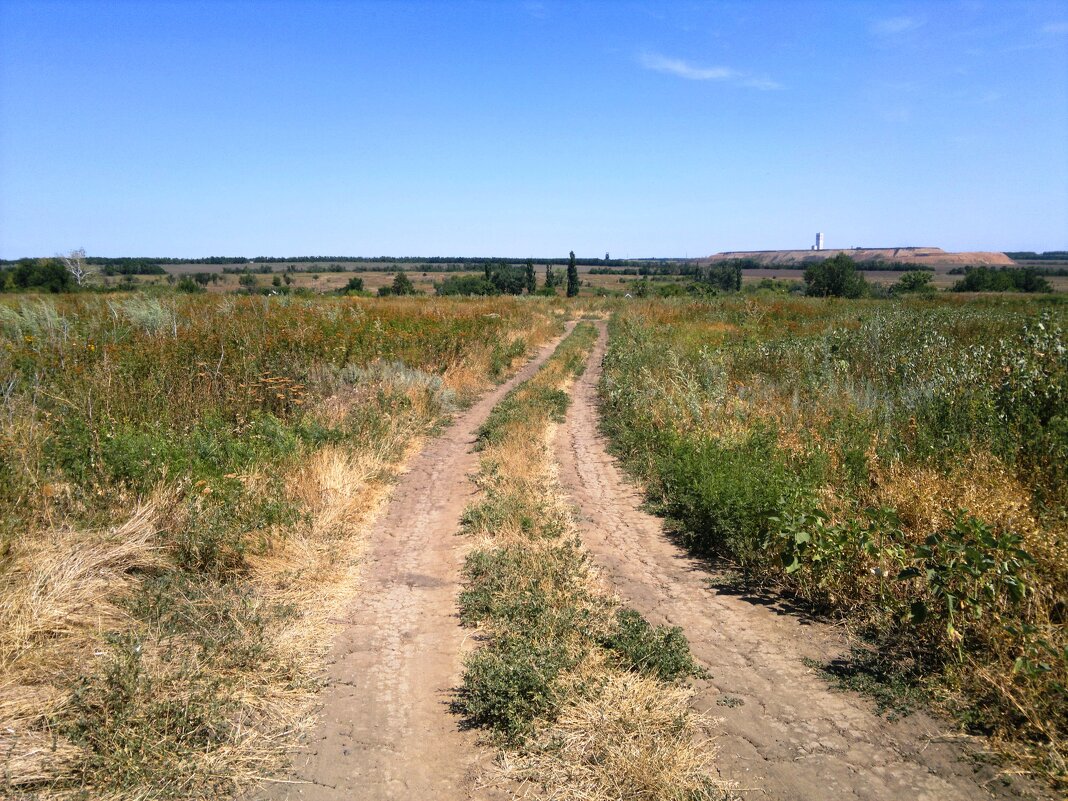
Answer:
xmin=871 ymin=16 xmax=925 ymax=36
xmin=639 ymin=52 xmax=781 ymax=90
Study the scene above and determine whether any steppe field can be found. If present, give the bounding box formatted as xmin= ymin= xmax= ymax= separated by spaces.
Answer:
xmin=1 ymin=290 xmax=1065 ymax=801
xmin=105 ymin=260 xmax=1068 ymax=295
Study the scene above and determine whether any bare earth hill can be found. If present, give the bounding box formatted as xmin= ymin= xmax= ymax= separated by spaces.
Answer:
xmin=703 ymin=247 xmax=1014 ymax=267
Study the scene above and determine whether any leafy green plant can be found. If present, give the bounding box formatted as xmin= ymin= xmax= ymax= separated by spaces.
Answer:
xmin=601 ymin=609 xmax=703 ymax=681
xmin=897 ymin=515 xmax=1034 ymax=653
xmin=598 ymin=296 xmax=1067 ymax=782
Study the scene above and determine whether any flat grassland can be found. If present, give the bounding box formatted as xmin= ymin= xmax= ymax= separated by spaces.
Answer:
xmin=138 ymin=262 xmax=1068 ymax=294
xmin=600 ymin=295 xmax=1067 ymax=788
xmin=0 ymin=294 xmax=561 ymax=799
xmin=2 ymin=289 xmax=1065 ymax=799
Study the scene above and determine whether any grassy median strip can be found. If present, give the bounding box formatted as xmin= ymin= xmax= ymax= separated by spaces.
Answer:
xmin=454 ymin=322 xmax=728 ymax=800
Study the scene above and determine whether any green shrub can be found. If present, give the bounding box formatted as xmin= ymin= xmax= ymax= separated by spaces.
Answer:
xmin=656 ymin=429 xmax=800 ymax=568
xmin=458 ymin=636 xmax=573 ymax=744
xmin=602 ymin=608 xmax=702 ymax=681
xmin=804 ymin=254 xmax=868 ymax=298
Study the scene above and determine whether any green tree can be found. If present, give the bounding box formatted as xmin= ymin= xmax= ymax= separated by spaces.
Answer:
xmin=566 ymin=250 xmax=579 ymax=297
xmin=893 ymin=270 xmax=933 ymax=294
xmin=379 ymin=271 xmax=416 ymax=297
xmin=524 ymin=260 xmax=536 ymax=293
xmin=9 ymin=259 xmax=75 ymax=293
xmin=804 ymin=254 xmax=867 ymax=298
xmin=177 ymin=276 xmax=203 ymax=293
xmin=952 ymin=266 xmax=1052 ymax=293
xmin=238 ymin=272 xmax=257 ymax=289
xmin=545 ymin=263 xmax=557 ymax=289
xmin=342 ymin=275 xmax=365 ymax=293
xmin=487 ymin=264 xmax=526 ymax=295
xmin=436 ymin=275 xmax=499 ymax=296
xmin=704 ymin=263 xmax=742 ymax=293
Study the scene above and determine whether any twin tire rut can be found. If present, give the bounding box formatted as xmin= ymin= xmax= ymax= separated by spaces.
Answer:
xmin=263 ymin=324 xmax=574 ymax=801
xmin=265 ymin=321 xmax=1045 ymax=801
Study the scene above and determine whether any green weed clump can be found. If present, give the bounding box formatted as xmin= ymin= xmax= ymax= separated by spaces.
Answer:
xmin=0 ymin=293 xmax=560 ymax=799
xmin=601 ymin=609 xmax=704 ymax=682
xmin=600 ymin=296 xmax=1067 ymax=787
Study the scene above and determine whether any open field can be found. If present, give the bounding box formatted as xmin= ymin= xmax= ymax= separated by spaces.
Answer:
xmin=0 ymin=294 xmax=561 ymax=799
xmin=128 ymin=260 xmax=1068 ymax=295
xmin=1 ymin=290 xmax=1065 ymax=800
xmin=599 ymin=296 xmax=1067 ymax=790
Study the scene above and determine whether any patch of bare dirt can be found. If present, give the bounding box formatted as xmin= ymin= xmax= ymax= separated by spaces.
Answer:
xmin=554 ymin=322 xmax=1051 ymax=801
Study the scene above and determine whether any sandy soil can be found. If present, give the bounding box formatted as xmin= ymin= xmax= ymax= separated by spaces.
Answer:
xmin=553 ymin=322 xmax=1051 ymax=801
xmin=258 ymin=324 xmax=573 ymax=801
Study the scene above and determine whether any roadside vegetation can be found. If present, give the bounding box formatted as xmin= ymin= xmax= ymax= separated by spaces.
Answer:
xmin=455 ymin=322 xmax=726 ymax=800
xmin=0 ymin=293 xmax=560 ymax=799
xmin=599 ymin=296 xmax=1067 ymax=788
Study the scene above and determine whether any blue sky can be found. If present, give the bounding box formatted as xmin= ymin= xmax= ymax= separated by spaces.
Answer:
xmin=1 ymin=0 xmax=1066 ymax=258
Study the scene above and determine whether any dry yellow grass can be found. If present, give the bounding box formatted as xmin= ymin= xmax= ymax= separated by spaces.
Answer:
xmin=0 ymin=501 xmax=167 ymax=788
xmin=508 ymin=672 xmax=721 ymax=801
xmin=869 ymin=452 xmax=1038 ymax=541
xmin=0 ymin=306 xmax=560 ymax=798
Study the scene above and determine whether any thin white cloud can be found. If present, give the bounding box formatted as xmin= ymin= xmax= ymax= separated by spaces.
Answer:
xmin=1042 ymin=21 xmax=1068 ymax=34
xmin=640 ymin=53 xmax=736 ymax=81
xmin=639 ymin=53 xmax=781 ymax=90
xmin=871 ymin=16 xmax=925 ymax=36
xmin=522 ymin=1 xmax=548 ymax=20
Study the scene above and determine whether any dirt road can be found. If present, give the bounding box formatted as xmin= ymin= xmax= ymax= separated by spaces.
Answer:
xmin=554 ymin=322 xmax=1046 ymax=801
xmin=261 ymin=325 xmax=572 ymax=801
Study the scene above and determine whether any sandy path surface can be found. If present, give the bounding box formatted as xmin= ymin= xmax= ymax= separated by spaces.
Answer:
xmin=261 ymin=325 xmax=573 ymax=801
xmin=554 ymin=322 xmax=1047 ymax=801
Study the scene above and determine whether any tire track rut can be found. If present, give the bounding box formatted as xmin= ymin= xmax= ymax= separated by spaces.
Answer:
xmin=554 ymin=321 xmax=1047 ymax=801
xmin=261 ymin=324 xmax=574 ymax=801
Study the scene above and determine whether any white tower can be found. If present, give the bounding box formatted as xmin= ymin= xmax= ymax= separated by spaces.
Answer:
xmin=816 ymin=232 xmax=824 ymax=251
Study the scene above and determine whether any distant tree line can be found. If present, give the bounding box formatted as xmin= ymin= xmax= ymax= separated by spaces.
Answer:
xmin=590 ymin=258 xmax=935 ymax=277
xmin=951 ymin=266 xmax=1052 ymax=293
xmin=0 ymin=259 xmax=76 ymax=293
xmin=0 ymin=254 xmax=683 ymax=270
xmin=1005 ymin=251 xmax=1068 ymax=261
xmin=951 ymin=264 xmax=1068 ymax=277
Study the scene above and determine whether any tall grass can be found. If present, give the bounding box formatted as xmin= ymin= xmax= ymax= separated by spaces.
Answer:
xmin=600 ymin=295 xmax=1067 ymax=787
xmin=0 ymin=293 xmax=560 ymax=798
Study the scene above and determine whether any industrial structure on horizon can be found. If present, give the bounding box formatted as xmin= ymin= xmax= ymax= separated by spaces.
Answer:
xmin=812 ymin=232 xmax=824 ymax=251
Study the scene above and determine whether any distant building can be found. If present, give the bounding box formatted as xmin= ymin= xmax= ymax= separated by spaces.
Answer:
xmin=816 ymin=232 xmax=824 ymax=251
